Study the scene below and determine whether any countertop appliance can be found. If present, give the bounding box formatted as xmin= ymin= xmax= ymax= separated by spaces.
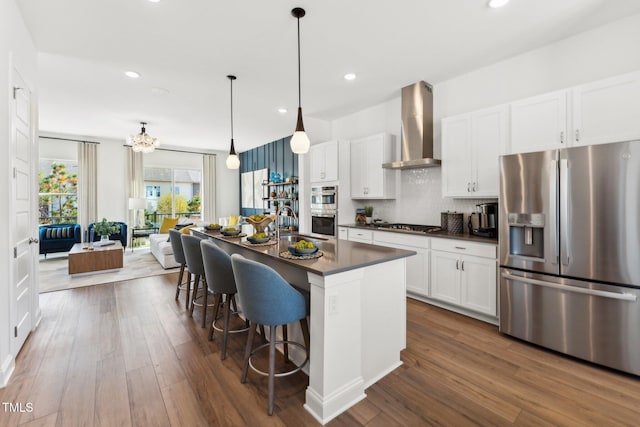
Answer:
xmin=468 ymin=202 xmax=498 ymax=238
xmin=311 ymin=185 xmax=337 ymax=237
xmin=499 ymin=140 xmax=640 ymax=376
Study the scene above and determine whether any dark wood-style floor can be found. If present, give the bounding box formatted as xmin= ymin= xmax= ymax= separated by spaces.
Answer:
xmin=1 ymin=272 xmax=639 ymax=426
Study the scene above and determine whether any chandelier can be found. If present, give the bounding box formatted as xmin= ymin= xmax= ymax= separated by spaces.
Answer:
xmin=128 ymin=122 xmax=159 ymax=153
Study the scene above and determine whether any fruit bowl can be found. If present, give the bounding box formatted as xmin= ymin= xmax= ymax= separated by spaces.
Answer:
xmin=245 ymin=215 xmax=273 ymax=234
xmin=247 ymin=233 xmax=270 ymax=244
xmin=288 ymin=245 xmax=318 ymax=256
xmin=221 ymin=227 xmax=240 ymax=236
xmin=205 ymin=223 xmax=221 ymax=231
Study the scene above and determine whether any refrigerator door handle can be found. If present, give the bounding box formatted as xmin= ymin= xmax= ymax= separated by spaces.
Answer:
xmin=560 ymin=159 xmax=570 ymax=266
xmin=549 ymin=160 xmax=559 ymax=264
xmin=501 ymin=272 xmax=638 ymax=302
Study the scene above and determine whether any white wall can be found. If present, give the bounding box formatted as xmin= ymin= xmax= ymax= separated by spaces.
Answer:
xmin=330 ymin=13 xmax=640 ymax=226
xmin=1 ymin=0 xmax=37 ymax=386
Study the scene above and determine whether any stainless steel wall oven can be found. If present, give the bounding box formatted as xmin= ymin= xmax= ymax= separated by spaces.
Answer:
xmin=311 ymin=186 xmax=337 ymax=237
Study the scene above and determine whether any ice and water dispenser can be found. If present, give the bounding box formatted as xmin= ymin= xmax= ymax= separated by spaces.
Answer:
xmin=508 ymin=213 xmax=545 ymax=259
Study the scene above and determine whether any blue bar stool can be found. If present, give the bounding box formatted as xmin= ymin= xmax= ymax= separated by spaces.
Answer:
xmin=200 ymin=240 xmax=250 ymax=360
xmin=181 ymin=234 xmax=215 ymax=328
xmin=230 ymin=254 xmax=310 ymax=416
xmin=169 ymin=229 xmax=191 ymax=310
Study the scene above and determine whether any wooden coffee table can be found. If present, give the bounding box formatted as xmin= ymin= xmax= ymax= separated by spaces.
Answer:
xmin=68 ymin=241 xmax=124 ymax=274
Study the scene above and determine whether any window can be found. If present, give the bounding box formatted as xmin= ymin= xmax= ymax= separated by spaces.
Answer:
xmin=38 ymin=159 xmax=78 ymax=224
xmin=143 ymin=167 xmax=201 ymax=227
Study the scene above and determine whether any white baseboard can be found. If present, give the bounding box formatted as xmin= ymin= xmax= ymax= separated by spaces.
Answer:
xmin=0 ymin=355 xmax=15 ymax=388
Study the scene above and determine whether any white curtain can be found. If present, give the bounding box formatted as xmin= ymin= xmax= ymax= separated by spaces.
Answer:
xmin=127 ymin=147 xmax=145 ymax=227
xmin=202 ymin=154 xmax=216 ymax=222
xmin=77 ymin=142 xmax=98 ymax=234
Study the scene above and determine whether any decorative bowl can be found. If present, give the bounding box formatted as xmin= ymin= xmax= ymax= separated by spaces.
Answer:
xmin=247 ymin=235 xmax=270 ymax=244
xmin=245 ymin=215 xmax=273 ymax=234
xmin=288 ymin=245 xmax=318 ymax=256
xmin=205 ymin=225 xmax=221 ymax=231
xmin=221 ymin=228 xmax=240 ymax=236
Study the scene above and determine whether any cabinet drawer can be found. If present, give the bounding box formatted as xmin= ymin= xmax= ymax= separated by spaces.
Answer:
xmin=431 ymin=238 xmax=496 ymax=259
xmin=374 ymin=231 xmax=429 ymax=248
xmin=348 ymin=228 xmax=373 ymax=242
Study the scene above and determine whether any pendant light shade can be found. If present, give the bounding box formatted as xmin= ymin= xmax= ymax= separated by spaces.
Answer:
xmin=290 ymin=7 xmax=310 ymax=154
xmin=226 ymin=75 xmax=240 ymax=170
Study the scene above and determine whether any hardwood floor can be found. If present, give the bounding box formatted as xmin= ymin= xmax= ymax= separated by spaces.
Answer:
xmin=1 ymin=273 xmax=639 ymax=426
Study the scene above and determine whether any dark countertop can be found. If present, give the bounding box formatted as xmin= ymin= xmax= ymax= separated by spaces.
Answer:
xmin=191 ymin=228 xmax=416 ymax=277
xmin=340 ymin=223 xmax=498 ymax=245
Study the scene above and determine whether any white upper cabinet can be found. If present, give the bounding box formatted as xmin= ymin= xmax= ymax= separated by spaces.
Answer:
xmin=509 ymin=90 xmax=568 ymax=154
xmin=310 ymin=140 xmax=339 ymax=183
xmin=442 ymin=105 xmax=507 ymax=198
xmin=572 ymin=71 xmax=640 ymax=146
xmin=350 ymin=133 xmax=396 ymax=199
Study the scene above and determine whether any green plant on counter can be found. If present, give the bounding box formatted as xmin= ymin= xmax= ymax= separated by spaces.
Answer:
xmin=364 ymin=206 xmax=374 ymax=217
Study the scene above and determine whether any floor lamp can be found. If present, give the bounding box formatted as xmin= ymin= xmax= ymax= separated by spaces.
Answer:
xmin=128 ymin=197 xmax=146 ymax=228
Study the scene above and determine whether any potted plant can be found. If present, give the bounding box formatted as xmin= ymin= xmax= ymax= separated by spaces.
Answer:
xmin=364 ymin=206 xmax=374 ymax=224
xmin=93 ymin=218 xmax=119 ymax=242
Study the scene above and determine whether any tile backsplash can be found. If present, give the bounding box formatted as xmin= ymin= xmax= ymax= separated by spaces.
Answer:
xmin=358 ymin=168 xmax=496 ymax=227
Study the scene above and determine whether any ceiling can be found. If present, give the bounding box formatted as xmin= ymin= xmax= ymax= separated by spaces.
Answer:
xmin=18 ymin=0 xmax=640 ymax=152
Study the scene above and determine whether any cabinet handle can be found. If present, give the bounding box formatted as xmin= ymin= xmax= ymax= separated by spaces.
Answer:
xmin=467 ymin=182 xmax=471 ymax=192
xmin=575 ymin=129 xmax=580 ymax=142
xmin=456 ymin=260 xmax=459 ymax=270
xmin=473 ymin=182 xmax=478 ymax=192
xmin=320 ymin=172 xmax=325 ymax=179
xmin=454 ymin=246 xmax=466 ymax=250
xmin=560 ymin=131 xmax=564 ymax=144
xmin=461 ymin=260 xmax=464 ymax=271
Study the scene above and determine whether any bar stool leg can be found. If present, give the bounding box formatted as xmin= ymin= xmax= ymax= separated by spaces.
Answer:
xmin=208 ymin=293 xmax=222 ymax=341
xmin=189 ymin=275 xmax=200 ymax=316
xmin=221 ymin=294 xmax=232 ymax=360
xmin=175 ymin=263 xmax=185 ymax=300
xmin=282 ymin=324 xmax=289 ymax=363
xmin=300 ymin=318 xmax=310 ymax=354
xmin=185 ymin=271 xmax=192 ymax=310
xmin=241 ymin=322 xmax=258 ymax=383
xmin=201 ymin=278 xmax=209 ymax=328
xmin=268 ymin=325 xmax=277 ymax=416
xmin=259 ymin=325 xmax=268 ymax=344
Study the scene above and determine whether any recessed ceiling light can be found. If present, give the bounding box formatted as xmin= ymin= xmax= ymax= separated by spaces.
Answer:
xmin=488 ymin=0 xmax=510 ymax=8
xmin=344 ymin=73 xmax=357 ymax=81
xmin=148 ymin=0 xmax=161 ymax=3
xmin=124 ymin=70 xmax=140 ymax=79
xmin=151 ymin=87 xmax=170 ymax=95
xmin=277 ymin=108 xmax=288 ymax=114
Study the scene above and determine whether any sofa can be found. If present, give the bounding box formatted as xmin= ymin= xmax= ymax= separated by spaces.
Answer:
xmin=150 ymin=233 xmax=180 ymax=269
xmin=39 ymin=223 xmax=82 ymax=257
xmin=87 ymin=221 xmax=128 ymax=248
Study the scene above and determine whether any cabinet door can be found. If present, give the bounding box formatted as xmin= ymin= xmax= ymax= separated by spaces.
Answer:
xmin=441 ymin=115 xmax=472 ymax=197
xmin=309 ymin=144 xmax=324 ymax=183
xmin=350 ymin=139 xmax=366 ymax=198
xmin=460 ymin=255 xmax=497 ymax=316
xmin=323 ymin=140 xmax=339 ymax=182
xmin=472 ymin=106 xmax=507 ymax=197
xmin=510 ymin=90 xmax=567 ymax=154
xmin=338 ymin=227 xmax=349 ymax=240
xmin=376 ymin=239 xmax=429 ymax=297
xmin=572 ymin=71 xmax=640 ymax=147
xmin=366 ymin=136 xmax=385 ymax=198
xmin=430 ymin=250 xmax=460 ymax=304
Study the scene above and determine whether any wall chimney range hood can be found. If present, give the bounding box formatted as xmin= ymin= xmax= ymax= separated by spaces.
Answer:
xmin=383 ymin=81 xmax=441 ymax=170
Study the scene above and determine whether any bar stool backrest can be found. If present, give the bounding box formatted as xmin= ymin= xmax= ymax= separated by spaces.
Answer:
xmin=201 ymin=240 xmax=237 ymax=295
xmin=230 ymin=254 xmax=305 ymax=327
xmin=181 ymin=234 xmax=205 ymax=276
xmin=169 ymin=229 xmax=186 ymax=264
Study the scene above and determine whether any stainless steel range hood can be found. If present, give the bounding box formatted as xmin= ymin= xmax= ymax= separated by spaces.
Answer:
xmin=383 ymin=81 xmax=441 ymax=169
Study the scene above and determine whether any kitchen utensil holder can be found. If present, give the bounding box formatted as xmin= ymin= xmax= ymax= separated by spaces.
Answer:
xmin=447 ymin=212 xmax=464 ymax=234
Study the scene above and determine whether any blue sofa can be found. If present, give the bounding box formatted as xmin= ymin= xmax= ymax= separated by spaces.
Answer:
xmin=39 ymin=223 xmax=82 ymax=257
xmin=87 ymin=221 xmax=128 ymax=248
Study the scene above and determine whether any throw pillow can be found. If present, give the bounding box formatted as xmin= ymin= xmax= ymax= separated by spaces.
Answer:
xmin=179 ymin=225 xmax=196 ymax=234
xmin=159 ymin=217 xmax=179 ymax=233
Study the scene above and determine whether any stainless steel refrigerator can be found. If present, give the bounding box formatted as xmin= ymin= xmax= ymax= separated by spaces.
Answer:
xmin=499 ymin=140 xmax=640 ymax=376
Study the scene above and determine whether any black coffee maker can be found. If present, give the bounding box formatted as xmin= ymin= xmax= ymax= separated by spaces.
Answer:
xmin=468 ymin=202 xmax=498 ymax=238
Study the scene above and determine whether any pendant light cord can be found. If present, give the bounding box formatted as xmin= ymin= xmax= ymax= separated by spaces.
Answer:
xmin=297 ymin=15 xmax=301 ymax=109
xmin=230 ymin=78 xmax=234 ymax=140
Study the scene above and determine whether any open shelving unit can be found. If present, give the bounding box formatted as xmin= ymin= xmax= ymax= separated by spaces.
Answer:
xmin=262 ymin=180 xmax=299 ymax=230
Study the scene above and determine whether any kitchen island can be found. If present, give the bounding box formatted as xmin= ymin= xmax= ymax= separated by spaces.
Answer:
xmin=191 ymin=228 xmax=415 ymax=424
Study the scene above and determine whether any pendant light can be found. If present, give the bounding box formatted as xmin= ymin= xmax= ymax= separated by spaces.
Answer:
xmin=290 ymin=7 xmax=310 ymax=154
xmin=226 ymin=75 xmax=240 ymax=169
xmin=128 ymin=122 xmax=159 ymax=153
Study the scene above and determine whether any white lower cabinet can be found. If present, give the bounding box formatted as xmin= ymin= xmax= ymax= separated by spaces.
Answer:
xmin=374 ymin=231 xmax=429 ymax=297
xmin=347 ymin=228 xmax=373 ymax=244
xmin=430 ymin=239 xmax=497 ymax=317
xmin=338 ymin=226 xmax=349 ymax=240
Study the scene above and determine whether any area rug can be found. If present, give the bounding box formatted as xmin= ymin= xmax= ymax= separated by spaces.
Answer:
xmin=38 ymin=249 xmax=178 ymax=293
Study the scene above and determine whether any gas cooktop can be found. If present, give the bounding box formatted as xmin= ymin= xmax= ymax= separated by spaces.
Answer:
xmin=375 ymin=223 xmax=442 ymax=234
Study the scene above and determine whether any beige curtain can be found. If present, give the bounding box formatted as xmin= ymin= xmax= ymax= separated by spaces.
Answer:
xmin=77 ymin=142 xmax=98 ymax=233
xmin=127 ymin=147 xmax=145 ymax=227
xmin=202 ymin=154 xmax=216 ymax=222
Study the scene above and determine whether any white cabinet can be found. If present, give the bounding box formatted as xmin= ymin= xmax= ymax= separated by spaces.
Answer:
xmin=310 ymin=140 xmax=339 ymax=183
xmin=509 ymin=90 xmax=568 ymax=154
xmin=374 ymin=231 xmax=429 ymax=297
xmin=429 ymin=239 xmax=497 ymax=317
xmin=572 ymin=71 xmax=640 ymax=147
xmin=350 ymin=133 xmax=396 ymax=199
xmin=347 ymin=228 xmax=373 ymax=244
xmin=338 ymin=226 xmax=349 ymax=240
xmin=442 ymin=105 xmax=507 ymax=197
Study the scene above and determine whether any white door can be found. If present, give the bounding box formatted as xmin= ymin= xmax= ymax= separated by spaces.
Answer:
xmin=10 ymin=67 xmax=37 ymax=355
xmin=429 ymin=250 xmax=460 ymax=304
xmin=441 ymin=114 xmax=471 ymax=197
xmin=349 ymin=139 xmax=366 ymax=197
xmin=472 ymin=106 xmax=507 ymax=197
xmin=509 ymin=90 xmax=568 ymax=154
xmin=460 ymin=255 xmax=497 ymax=316
xmin=309 ymin=143 xmax=324 ymax=183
